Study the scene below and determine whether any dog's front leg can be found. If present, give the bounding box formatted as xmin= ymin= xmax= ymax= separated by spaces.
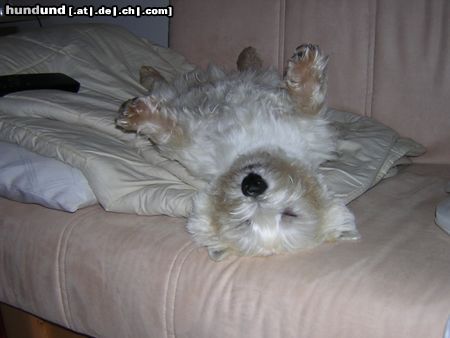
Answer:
xmin=285 ymin=44 xmax=329 ymax=115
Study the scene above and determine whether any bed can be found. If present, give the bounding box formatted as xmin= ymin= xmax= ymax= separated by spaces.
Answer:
xmin=1 ymin=1 xmax=450 ymax=337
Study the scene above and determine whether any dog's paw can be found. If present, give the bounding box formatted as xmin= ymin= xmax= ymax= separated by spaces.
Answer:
xmin=116 ymin=98 xmax=137 ymax=131
xmin=288 ymin=44 xmax=328 ymax=77
xmin=320 ymin=200 xmax=360 ymax=243
xmin=285 ymin=44 xmax=329 ymax=115
xmin=116 ymin=96 xmax=158 ymax=132
xmin=116 ymin=96 xmax=183 ymax=146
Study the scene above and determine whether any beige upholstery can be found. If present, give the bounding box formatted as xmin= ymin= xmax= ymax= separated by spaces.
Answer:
xmin=1 ymin=1 xmax=450 ymax=338
xmin=170 ymin=0 xmax=450 ymax=164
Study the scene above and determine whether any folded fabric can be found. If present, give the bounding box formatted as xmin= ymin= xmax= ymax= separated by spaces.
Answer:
xmin=320 ymin=109 xmax=425 ymax=204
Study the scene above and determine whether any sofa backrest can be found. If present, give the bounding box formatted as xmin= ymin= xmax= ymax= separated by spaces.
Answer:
xmin=170 ymin=0 xmax=449 ymax=164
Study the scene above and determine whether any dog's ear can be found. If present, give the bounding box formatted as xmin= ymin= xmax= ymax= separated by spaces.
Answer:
xmin=207 ymin=247 xmax=232 ymax=261
xmin=116 ymin=96 xmax=183 ymax=146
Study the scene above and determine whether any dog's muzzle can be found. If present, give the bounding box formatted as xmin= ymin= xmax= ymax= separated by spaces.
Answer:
xmin=241 ymin=173 xmax=268 ymax=197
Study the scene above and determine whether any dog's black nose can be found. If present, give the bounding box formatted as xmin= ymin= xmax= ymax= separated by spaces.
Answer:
xmin=241 ymin=173 xmax=268 ymax=197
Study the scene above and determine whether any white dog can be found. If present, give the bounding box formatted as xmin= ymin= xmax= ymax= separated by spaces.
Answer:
xmin=116 ymin=44 xmax=359 ymax=261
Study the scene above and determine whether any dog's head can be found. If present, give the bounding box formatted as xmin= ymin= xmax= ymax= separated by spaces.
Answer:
xmin=187 ymin=149 xmax=346 ymax=260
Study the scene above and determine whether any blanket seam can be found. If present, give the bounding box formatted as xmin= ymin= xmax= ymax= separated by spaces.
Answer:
xmin=170 ymin=245 xmax=198 ymax=338
xmin=55 ymin=215 xmax=80 ymax=329
xmin=163 ymin=241 xmax=196 ymax=338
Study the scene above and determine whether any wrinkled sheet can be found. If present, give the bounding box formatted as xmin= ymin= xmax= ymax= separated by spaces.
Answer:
xmin=0 ymin=24 xmax=197 ymax=216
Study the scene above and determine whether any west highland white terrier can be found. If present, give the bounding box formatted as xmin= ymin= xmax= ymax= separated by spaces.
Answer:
xmin=116 ymin=44 xmax=359 ymax=261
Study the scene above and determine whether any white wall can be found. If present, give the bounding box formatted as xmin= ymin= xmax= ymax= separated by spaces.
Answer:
xmin=5 ymin=0 xmax=169 ymax=46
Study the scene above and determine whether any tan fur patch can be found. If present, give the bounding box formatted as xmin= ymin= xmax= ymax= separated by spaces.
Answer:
xmin=122 ymin=98 xmax=156 ymax=129
xmin=119 ymin=98 xmax=184 ymax=146
xmin=286 ymin=62 xmax=323 ymax=115
xmin=139 ymin=65 xmax=167 ymax=91
xmin=285 ymin=46 xmax=327 ymax=115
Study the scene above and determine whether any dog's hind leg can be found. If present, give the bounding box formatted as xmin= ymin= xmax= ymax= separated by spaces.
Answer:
xmin=285 ymin=44 xmax=329 ymax=115
xmin=236 ymin=47 xmax=263 ymax=72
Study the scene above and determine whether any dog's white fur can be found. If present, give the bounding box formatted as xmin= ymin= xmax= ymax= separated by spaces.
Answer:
xmin=116 ymin=45 xmax=359 ymax=261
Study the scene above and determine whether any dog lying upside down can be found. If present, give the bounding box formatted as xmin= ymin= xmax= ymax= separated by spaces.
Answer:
xmin=116 ymin=44 xmax=359 ymax=261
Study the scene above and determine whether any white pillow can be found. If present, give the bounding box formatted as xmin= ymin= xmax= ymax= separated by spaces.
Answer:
xmin=0 ymin=141 xmax=97 ymax=212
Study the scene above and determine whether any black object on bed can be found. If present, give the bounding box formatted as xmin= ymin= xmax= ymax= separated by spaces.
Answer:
xmin=0 ymin=73 xmax=80 ymax=96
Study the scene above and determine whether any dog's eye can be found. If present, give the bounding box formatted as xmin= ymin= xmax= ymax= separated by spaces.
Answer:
xmin=244 ymin=219 xmax=252 ymax=226
xmin=237 ymin=219 xmax=252 ymax=228
xmin=282 ymin=209 xmax=298 ymax=218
